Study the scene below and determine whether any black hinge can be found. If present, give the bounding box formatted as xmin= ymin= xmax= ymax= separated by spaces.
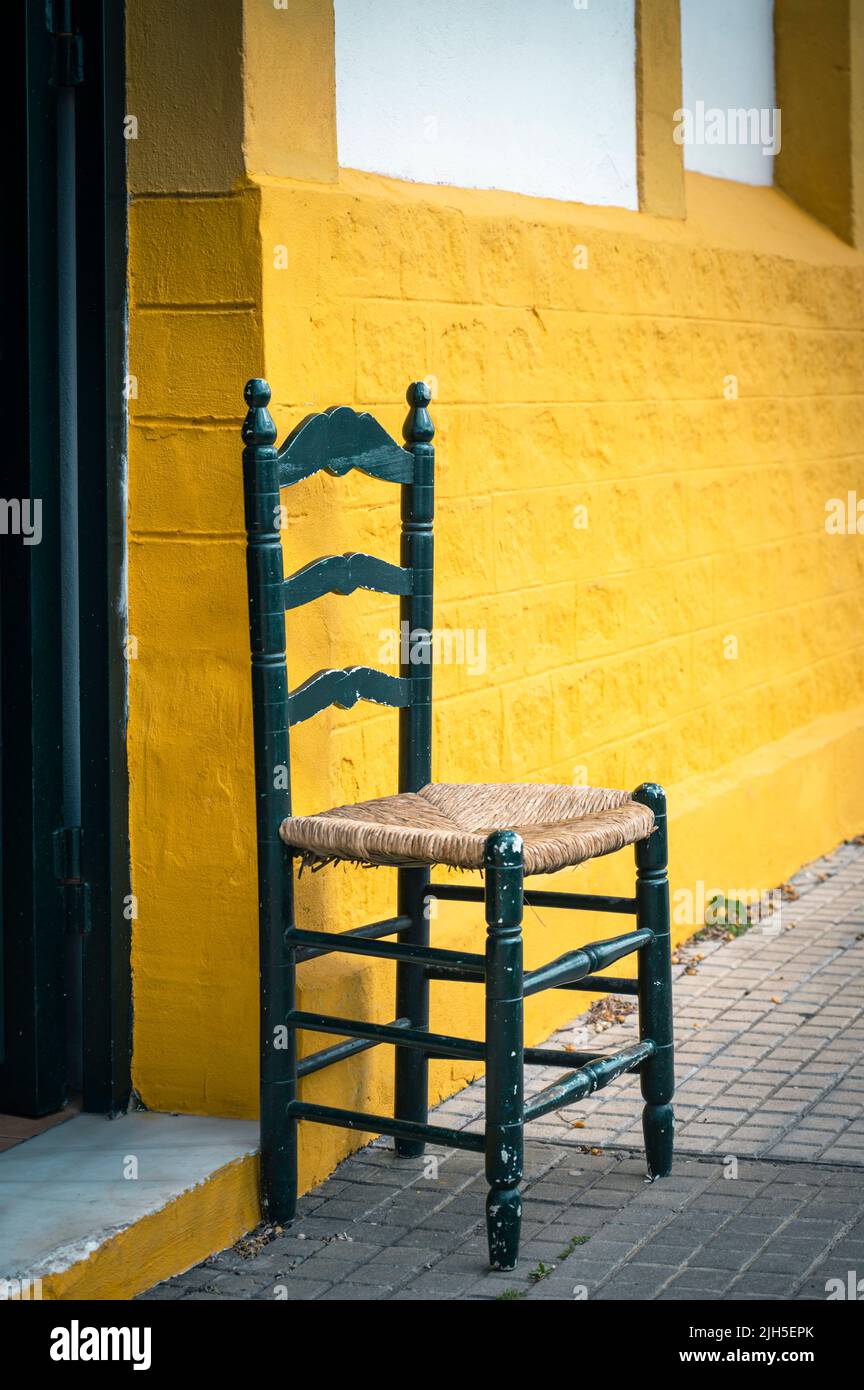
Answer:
xmin=53 ymin=826 xmax=92 ymax=935
xmin=48 ymin=2 xmax=84 ymax=87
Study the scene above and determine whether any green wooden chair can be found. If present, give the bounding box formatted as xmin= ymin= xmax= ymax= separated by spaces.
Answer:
xmin=242 ymin=377 xmax=674 ymax=1270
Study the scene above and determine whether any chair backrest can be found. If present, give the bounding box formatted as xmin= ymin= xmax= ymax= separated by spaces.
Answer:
xmin=241 ymin=379 xmax=435 ymax=839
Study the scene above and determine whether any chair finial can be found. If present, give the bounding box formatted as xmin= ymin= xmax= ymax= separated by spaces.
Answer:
xmin=242 ymin=378 xmax=277 ymax=447
xmin=403 ymin=380 xmax=434 ymax=445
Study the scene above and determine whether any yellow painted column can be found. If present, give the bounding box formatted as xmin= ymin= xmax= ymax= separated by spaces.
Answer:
xmin=775 ymin=0 xmax=864 ymax=248
xmin=124 ymin=0 xmax=339 ymax=1137
xmin=126 ymin=0 xmax=264 ymax=1119
xmin=126 ymin=0 xmax=244 ymax=195
xmin=242 ymin=0 xmax=338 ymax=182
xmin=636 ymin=0 xmax=686 ymax=219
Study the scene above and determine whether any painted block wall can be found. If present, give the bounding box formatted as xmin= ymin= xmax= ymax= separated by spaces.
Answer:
xmin=127 ymin=155 xmax=864 ymax=1194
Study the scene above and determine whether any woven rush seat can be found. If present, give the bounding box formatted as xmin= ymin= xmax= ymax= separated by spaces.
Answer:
xmin=280 ymin=782 xmax=655 ymax=875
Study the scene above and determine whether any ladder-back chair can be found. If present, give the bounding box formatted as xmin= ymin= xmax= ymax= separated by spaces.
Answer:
xmin=242 ymin=377 xmax=674 ymax=1270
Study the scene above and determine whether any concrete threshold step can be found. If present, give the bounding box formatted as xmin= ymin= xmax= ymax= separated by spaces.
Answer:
xmin=0 ymin=1111 xmax=259 ymax=1300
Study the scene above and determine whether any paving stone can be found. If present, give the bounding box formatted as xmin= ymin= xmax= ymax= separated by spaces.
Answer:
xmin=748 ymin=1250 xmax=814 ymax=1275
xmin=731 ymin=1272 xmax=796 ymax=1296
xmin=697 ymin=1244 xmax=766 ymax=1271
xmin=265 ymin=1278 xmax=333 ymax=1300
xmin=665 ymin=1267 xmax=733 ymax=1292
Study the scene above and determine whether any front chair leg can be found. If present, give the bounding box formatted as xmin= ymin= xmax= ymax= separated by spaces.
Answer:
xmin=633 ymin=783 xmax=674 ymax=1178
xmin=260 ymin=845 xmax=298 ymax=1224
xmin=394 ymin=866 xmax=430 ymax=1157
xmin=484 ymin=830 xmax=525 ymax=1270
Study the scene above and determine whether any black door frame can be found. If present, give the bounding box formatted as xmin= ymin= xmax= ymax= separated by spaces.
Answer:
xmin=1 ymin=0 xmax=130 ymax=1117
xmin=75 ymin=0 xmax=131 ymax=1117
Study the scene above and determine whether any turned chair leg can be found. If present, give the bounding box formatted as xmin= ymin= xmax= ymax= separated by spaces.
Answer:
xmin=633 ymin=783 xmax=675 ymax=1177
xmin=484 ymin=830 xmax=525 ymax=1270
xmin=261 ymin=846 xmax=298 ymax=1225
xmin=394 ymin=866 xmax=431 ymax=1157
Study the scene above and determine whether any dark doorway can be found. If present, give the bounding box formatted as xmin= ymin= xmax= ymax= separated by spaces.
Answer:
xmin=0 ymin=0 xmax=130 ymax=1120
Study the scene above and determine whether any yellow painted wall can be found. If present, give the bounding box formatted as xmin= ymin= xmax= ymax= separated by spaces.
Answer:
xmin=126 ymin=5 xmax=864 ymax=1200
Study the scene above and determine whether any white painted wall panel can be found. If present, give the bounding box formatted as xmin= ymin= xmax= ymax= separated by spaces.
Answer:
xmin=680 ymin=0 xmax=777 ymax=186
xmin=335 ymin=0 xmax=638 ymax=209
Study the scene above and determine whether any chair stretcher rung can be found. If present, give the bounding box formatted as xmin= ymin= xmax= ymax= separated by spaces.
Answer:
xmin=524 ymin=890 xmax=637 ymax=915
xmin=297 ymin=1029 xmax=648 ymax=1078
xmin=559 ymin=974 xmax=639 ymax=996
xmin=524 ymin=1045 xmax=643 ymax=1070
xmin=424 ymin=963 xmax=484 ymax=983
xmin=523 ymin=928 xmax=653 ymax=997
xmin=289 ymin=927 xmax=484 ymax=973
xmin=294 ymin=915 xmax=409 ymax=964
xmin=426 ymin=884 xmax=637 ymax=915
xmin=524 ymin=1040 xmax=656 ymax=1123
xmin=297 ymin=1019 xmax=410 ymax=1077
xmin=424 ymin=965 xmax=640 ymax=995
xmin=289 ymin=1010 xmax=485 ymax=1061
xmin=289 ymin=1101 xmax=485 ymax=1153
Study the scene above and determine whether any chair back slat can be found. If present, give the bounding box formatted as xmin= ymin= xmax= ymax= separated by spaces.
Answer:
xmin=287 ymin=665 xmax=411 ymax=727
xmin=284 ymin=552 xmax=413 ymax=611
xmin=278 ymin=406 xmax=413 ymax=488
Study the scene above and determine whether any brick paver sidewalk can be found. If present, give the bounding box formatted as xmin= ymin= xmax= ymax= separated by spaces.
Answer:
xmin=141 ymin=841 xmax=864 ymax=1301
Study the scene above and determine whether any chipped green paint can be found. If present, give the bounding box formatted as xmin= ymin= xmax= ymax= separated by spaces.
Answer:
xmin=634 ymin=783 xmax=675 ymax=1177
xmin=484 ymin=830 xmax=525 ymax=1270
xmin=524 ymin=1039 xmax=656 ymax=1124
